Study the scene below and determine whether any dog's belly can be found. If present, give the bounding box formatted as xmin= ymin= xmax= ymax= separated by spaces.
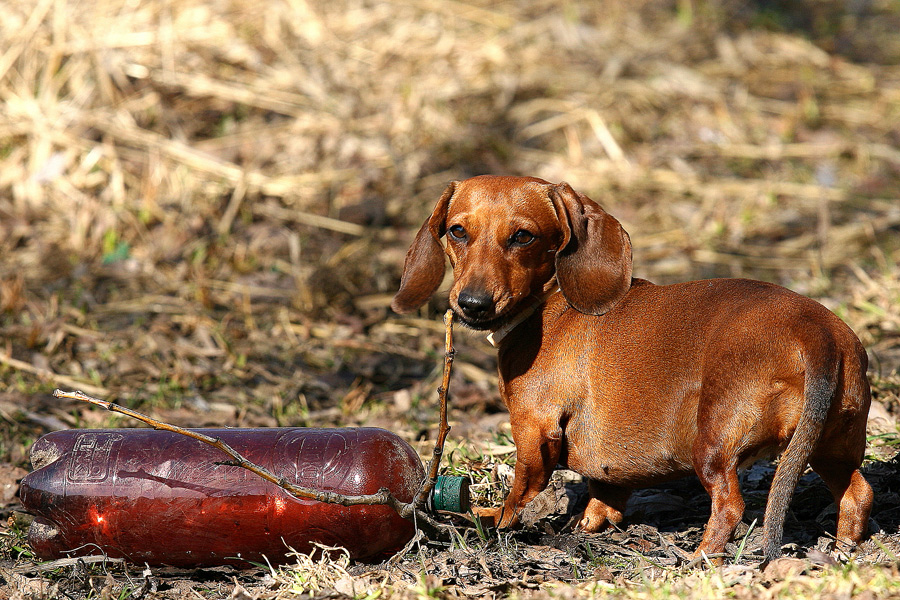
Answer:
xmin=561 ymin=411 xmax=696 ymax=488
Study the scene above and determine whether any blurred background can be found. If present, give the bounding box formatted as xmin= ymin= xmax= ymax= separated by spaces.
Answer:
xmin=1 ymin=0 xmax=899 ymax=468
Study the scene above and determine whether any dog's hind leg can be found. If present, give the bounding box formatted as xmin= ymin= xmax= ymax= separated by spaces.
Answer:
xmin=809 ymin=457 xmax=873 ymax=552
xmin=692 ymin=450 xmax=745 ymax=560
xmin=809 ymin=343 xmax=873 ymax=552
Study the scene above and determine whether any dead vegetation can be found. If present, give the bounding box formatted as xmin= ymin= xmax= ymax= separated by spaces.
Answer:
xmin=1 ymin=0 xmax=900 ymax=598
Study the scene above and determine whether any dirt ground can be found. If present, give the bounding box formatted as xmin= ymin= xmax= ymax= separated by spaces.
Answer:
xmin=1 ymin=0 xmax=900 ymax=598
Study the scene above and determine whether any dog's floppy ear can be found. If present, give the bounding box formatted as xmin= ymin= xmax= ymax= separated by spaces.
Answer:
xmin=391 ymin=182 xmax=456 ymax=313
xmin=549 ymin=182 xmax=633 ymax=315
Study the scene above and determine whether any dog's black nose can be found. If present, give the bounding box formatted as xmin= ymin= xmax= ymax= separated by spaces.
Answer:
xmin=457 ymin=290 xmax=493 ymax=318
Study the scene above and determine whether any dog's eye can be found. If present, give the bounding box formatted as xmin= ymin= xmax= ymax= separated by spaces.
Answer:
xmin=448 ymin=224 xmax=467 ymax=241
xmin=510 ymin=229 xmax=536 ymax=246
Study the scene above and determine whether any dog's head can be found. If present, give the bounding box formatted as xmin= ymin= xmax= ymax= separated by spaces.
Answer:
xmin=391 ymin=175 xmax=633 ymax=330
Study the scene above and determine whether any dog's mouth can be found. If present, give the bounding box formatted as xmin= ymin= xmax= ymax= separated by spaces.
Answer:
xmin=451 ymin=309 xmax=511 ymax=331
xmin=452 ymin=288 xmax=560 ymax=338
xmin=452 ymin=298 xmax=527 ymax=332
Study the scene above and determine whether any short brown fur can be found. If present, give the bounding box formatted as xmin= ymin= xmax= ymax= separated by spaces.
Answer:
xmin=393 ymin=175 xmax=873 ymax=560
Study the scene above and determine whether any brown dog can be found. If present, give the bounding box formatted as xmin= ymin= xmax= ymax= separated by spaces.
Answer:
xmin=392 ymin=175 xmax=873 ymax=560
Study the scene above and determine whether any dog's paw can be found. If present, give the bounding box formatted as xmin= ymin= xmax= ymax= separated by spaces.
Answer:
xmin=472 ymin=506 xmax=503 ymax=528
xmin=575 ymin=498 xmax=623 ymax=533
xmin=576 ymin=514 xmax=604 ymax=533
xmin=473 ymin=506 xmax=522 ymax=529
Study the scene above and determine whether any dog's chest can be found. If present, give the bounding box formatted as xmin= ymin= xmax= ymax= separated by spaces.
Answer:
xmin=497 ymin=313 xmax=697 ymax=486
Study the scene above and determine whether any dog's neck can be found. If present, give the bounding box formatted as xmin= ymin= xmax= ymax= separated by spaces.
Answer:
xmin=486 ymin=286 xmax=560 ymax=348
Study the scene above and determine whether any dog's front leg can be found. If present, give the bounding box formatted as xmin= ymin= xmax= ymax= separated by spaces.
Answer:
xmin=476 ymin=420 xmax=562 ymax=529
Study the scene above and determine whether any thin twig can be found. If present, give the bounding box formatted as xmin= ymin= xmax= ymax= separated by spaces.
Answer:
xmin=412 ymin=310 xmax=455 ymax=511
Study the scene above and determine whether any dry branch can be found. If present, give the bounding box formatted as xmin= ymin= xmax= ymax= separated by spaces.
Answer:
xmin=51 ymin=308 xmax=459 ymax=534
xmin=54 ymin=389 xmax=413 ymax=508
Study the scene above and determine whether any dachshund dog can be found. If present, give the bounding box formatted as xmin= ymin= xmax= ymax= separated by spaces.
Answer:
xmin=392 ymin=175 xmax=873 ymax=560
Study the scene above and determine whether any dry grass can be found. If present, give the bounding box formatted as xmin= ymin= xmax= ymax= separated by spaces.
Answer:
xmin=1 ymin=0 xmax=900 ymax=598
xmin=1 ymin=0 xmax=897 ymax=416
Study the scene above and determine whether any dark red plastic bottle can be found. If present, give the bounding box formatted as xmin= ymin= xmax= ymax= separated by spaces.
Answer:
xmin=20 ymin=428 xmax=433 ymax=566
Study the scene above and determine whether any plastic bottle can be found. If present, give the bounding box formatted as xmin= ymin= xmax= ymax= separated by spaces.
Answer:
xmin=20 ymin=427 xmax=469 ymax=566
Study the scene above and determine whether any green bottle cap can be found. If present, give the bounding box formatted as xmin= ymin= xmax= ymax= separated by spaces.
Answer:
xmin=430 ymin=476 xmax=471 ymax=513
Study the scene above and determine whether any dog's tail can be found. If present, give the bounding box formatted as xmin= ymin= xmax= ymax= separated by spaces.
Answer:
xmin=761 ymin=340 xmax=838 ymax=561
